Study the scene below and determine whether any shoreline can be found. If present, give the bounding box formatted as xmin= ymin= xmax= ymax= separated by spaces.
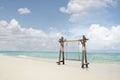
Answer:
xmin=0 ymin=51 xmax=120 ymax=64
xmin=1 ymin=53 xmax=120 ymax=64
xmin=0 ymin=55 xmax=120 ymax=80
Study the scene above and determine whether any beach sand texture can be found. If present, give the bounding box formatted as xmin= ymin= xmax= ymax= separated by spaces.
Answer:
xmin=0 ymin=55 xmax=119 ymax=80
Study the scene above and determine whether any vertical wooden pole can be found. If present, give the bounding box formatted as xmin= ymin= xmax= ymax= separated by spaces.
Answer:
xmin=61 ymin=37 xmax=65 ymax=65
xmin=81 ymin=45 xmax=85 ymax=68
xmin=57 ymin=36 xmax=65 ymax=65
xmin=62 ymin=45 xmax=65 ymax=64
xmin=58 ymin=47 xmax=61 ymax=65
xmin=81 ymin=35 xmax=88 ymax=68
xmin=84 ymin=44 xmax=88 ymax=68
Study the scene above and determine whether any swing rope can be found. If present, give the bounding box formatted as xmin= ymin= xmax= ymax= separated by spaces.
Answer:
xmin=65 ymin=42 xmax=81 ymax=61
xmin=65 ymin=42 xmax=68 ymax=60
xmin=78 ymin=42 xmax=80 ymax=61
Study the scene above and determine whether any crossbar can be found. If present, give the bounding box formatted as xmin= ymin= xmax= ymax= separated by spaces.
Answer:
xmin=64 ymin=40 xmax=81 ymax=42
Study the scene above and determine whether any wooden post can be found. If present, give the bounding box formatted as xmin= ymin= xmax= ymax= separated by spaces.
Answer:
xmin=81 ymin=35 xmax=89 ymax=68
xmin=57 ymin=36 xmax=65 ymax=65
xmin=81 ymin=45 xmax=85 ymax=68
xmin=58 ymin=47 xmax=61 ymax=65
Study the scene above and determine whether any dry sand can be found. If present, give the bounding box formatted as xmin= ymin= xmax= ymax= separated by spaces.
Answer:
xmin=0 ymin=55 xmax=119 ymax=80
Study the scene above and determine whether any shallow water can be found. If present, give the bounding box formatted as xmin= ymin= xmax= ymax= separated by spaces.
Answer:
xmin=0 ymin=51 xmax=120 ymax=64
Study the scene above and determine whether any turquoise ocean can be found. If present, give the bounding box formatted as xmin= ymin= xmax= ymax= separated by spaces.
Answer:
xmin=0 ymin=51 xmax=120 ymax=64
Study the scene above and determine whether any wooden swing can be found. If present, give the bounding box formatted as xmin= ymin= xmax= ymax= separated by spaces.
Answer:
xmin=65 ymin=42 xmax=81 ymax=61
xmin=57 ymin=35 xmax=89 ymax=68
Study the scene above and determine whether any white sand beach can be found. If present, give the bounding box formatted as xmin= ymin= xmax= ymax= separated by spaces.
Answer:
xmin=0 ymin=55 xmax=120 ymax=80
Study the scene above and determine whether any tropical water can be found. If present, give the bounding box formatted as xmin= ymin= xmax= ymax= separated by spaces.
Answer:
xmin=0 ymin=51 xmax=120 ymax=64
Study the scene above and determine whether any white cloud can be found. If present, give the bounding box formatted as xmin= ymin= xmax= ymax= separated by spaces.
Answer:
xmin=0 ymin=19 xmax=120 ymax=51
xmin=0 ymin=19 xmax=62 ymax=51
xmin=18 ymin=8 xmax=31 ymax=14
xmin=60 ymin=0 xmax=117 ymax=22
xmin=68 ymin=24 xmax=120 ymax=51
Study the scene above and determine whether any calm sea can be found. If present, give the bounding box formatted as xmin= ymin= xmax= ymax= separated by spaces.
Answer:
xmin=0 ymin=51 xmax=120 ymax=63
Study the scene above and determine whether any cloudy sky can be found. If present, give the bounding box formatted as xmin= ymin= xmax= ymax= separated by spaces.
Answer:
xmin=0 ymin=0 xmax=120 ymax=51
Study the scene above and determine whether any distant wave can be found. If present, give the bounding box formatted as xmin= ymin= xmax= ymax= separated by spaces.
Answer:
xmin=17 ymin=55 xmax=28 ymax=58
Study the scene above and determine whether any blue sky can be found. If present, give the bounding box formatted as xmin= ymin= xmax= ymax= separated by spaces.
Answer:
xmin=0 ymin=0 xmax=120 ymax=51
xmin=0 ymin=0 xmax=70 ymax=30
xmin=0 ymin=0 xmax=119 ymax=30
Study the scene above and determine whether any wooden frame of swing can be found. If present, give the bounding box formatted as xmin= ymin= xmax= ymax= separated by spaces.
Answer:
xmin=57 ymin=35 xmax=89 ymax=68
